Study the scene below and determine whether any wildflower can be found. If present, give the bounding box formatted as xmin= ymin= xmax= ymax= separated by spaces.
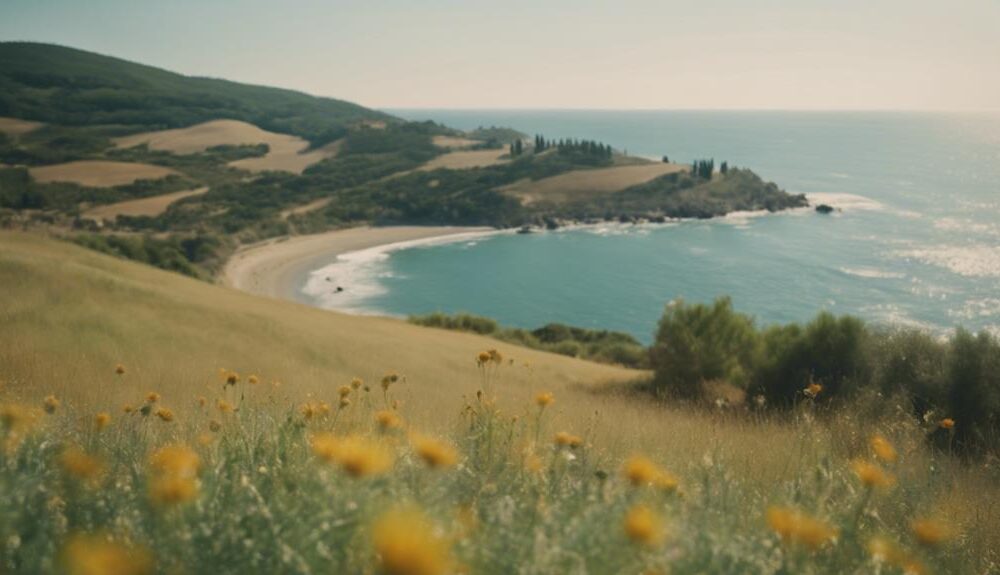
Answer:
xmin=911 ymin=518 xmax=953 ymax=548
xmin=411 ymin=434 xmax=458 ymax=469
xmin=867 ymin=535 xmax=903 ymax=564
xmin=939 ymin=418 xmax=955 ymax=430
xmin=0 ymin=403 xmax=42 ymax=434
xmin=115 ymin=364 xmax=126 ymax=376
xmin=767 ymin=506 xmax=837 ymax=551
xmin=376 ymin=410 xmax=403 ymax=430
xmin=372 ymin=506 xmax=451 ymax=575
xmin=623 ymin=505 xmax=665 ymax=546
xmin=145 ymin=392 xmax=160 ymax=404
xmin=870 ymin=434 xmax=898 ymax=463
xmin=60 ymin=533 xmax=154 ymax=575
xmin=338 ymin=385 xmax=352 ymax=398
xmin=58 ymin=447 xmax=106 ymax=484
xmin=623 ymin=455 xmax=661 ymax=487
xmin=554 ymin=431 xmax=583 ymax=448
xmin=535 ymin=392 xmax=554 ymax=408
xmin=488 ymin=349 xmax=502 ymax=363
xmin=122 ymin=404 xmax=134 ymax=414
xmin=248 ymin=374 xmax=259 ymax=385
xmin=208 ymin=419 xmax=222 ymax=432
xmin=523 ymin=453 xmax=544 ymax=474
xmin=851 ymin=460 xmax=894 ymax=488
xmin=94 ymin=413 xmax=111 ymax=431
xmin=339 ymin=397 xmax=351 ymax=409
xmin=381 ymin=373 xmax=400 ymax=391
xmin=154 ymin=408 xmax=174 ymax=423
xmin=476 ymin=351 xmax=491 ymax=365
xmin=310 ymin=434 xmax=393 ymax=478
xmin=43 ymin=395 xmax=60 ymax=414
xmin=317 ymin=401 xmax=332 ymax=416
xmin=149 ymin=476 xmax=199 ymax=507
xmin=351 ymin=377 xmax=363 ymax=390
xmin=217 ymin=399 xmax=233 ymax=414
xmin=197 ymin=396 xmax=207 ymax=408
xmin=803 ymin=382 xmax=823 ymax=398
xmin=301 ymin=403 xmax=316 ymax=420
xmin=149 ymin=445 xmax=200 ymax=479
xmin=225 ymin=372 xmax=239 ymax=386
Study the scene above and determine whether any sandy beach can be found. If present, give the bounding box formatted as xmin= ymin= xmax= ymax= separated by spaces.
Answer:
xmin=221 ymin=226 xmax=493 ymax=302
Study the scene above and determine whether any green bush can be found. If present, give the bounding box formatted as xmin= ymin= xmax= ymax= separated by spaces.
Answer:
xmin=649 ymin=297 xmax=759 ymax=397
xmin=946 ymin=329 xmax=1000 ymax=450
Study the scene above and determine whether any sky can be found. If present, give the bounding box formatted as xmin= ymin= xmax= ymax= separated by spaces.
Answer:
xmin=1 ymin=0 xmax=998 ymax=111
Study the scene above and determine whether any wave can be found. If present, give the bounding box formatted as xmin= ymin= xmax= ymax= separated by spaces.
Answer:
xmin=301 ymin=230 xmax=505 ymax=313
xmin=839 ymin=267 xmax=906 ymax=280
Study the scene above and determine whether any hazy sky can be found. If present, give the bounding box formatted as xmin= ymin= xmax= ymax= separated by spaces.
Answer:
xmin=2 ymin=0 xmax=998 ymax=111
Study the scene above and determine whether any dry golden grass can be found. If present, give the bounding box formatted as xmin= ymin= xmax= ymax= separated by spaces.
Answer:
xmin=82 ymin=187 xmax=208 ymax=221
xmin=502 ymin=162 xmax=687 ymax=204
xmin=114 ymin=119 xmax=341 ymax=175
xmin=28 ymin=160 xmax=178 ymax=187
xmin=0 ymin=117 xmax=43 ymax=137
xmin=432 ymin=135 xmax=479 ymax=149
xmin=418 ymin=148 xmax=509 ymax=171
xmin=1 ymin=231 xmax=997 ymax=565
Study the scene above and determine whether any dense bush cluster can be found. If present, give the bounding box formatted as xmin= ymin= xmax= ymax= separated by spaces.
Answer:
xmin=651 ymin=297 xmax=1000 ymax=454
xmin=72 ymin=234 xmax=224 ymax=279
xmin=409 ymin=312 xmax=649 ymax=368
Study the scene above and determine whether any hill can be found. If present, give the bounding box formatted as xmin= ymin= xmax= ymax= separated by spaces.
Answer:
xmin=0 ymin=231 xmax=996 ymax=573
xmin=0 ymin=42 xmax=392 ymax=145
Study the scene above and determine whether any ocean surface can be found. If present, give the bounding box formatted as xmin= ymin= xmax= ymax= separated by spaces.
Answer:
xmin=302 ymin=111 xmax=1000 ymax=344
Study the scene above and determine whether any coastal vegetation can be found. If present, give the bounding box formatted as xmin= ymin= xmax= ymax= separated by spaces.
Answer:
xmin=409 ymin=312 xmax=649 ymax=368
xmin=0 ymin=232 xmax=996 ymax=574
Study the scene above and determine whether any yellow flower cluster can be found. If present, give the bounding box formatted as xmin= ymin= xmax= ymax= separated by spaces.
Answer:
xmin=766 ymin=506 xmax=837 ymax=551
xmin=148 ymin=445 xmax=200 ymax=507
xmin=553 ymin=431 xmax=583 ymax=449
xmin=310 ymin=433 xmax=393 ymax=478
xmin=623 ymin=504 xmax=665 ymax=546
xmin=622 ymin=455 xmax=679 ymax=492
xmin=410 ymin=434 xmax=458 ymax=469
xmin=60 ymin=532 xmax=153 ymax=575
xmin=372 ymin=506 xmax=451 ymax=575
xmin=535 ymin=392 xmax=554 ymax=408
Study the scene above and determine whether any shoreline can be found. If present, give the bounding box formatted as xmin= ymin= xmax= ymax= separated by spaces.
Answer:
xmin=220 ymin=226 xmax=495 ymax=302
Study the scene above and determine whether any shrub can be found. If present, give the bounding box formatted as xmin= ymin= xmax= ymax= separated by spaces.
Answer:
xmin=649 ymin=297 xmax=759 ymax=397
xmin=946 ymin=329 xmax=1000 ymax=451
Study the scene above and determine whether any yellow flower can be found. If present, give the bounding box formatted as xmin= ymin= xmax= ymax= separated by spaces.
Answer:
xmin=339 ymin=397 xmax=351 ymax=409
xmin=351 ymin=377 xmax=363 ymax=390
xmin=382 ymin=373 xmax=400 ymax=391
xmin=154 ymin=408 xmax=174 ymax=422
xmin=476 ymin=351 xmax=491 ymax=364
xmin=851 ymin=460 xmax=894 ymax=488
xmin=115 ymin=364 xmax=126 ymax=376
xmin=803 ymin=382 xmax=823 ymax=398
xmin=0 ymin=403 xmax=42 ymax=434
xmin=554 ymin=431 xmax=583 ymax=448
xmin=623 ymin=455 xmax=660 ymax=487
xmin=535 ymin=392 xmax=554 ymax=408
xmin=225 ymin=372 xmax=239 ymax=386
xmin=149 ymin=476 xmax=199 ymax=507
xmin=94 ymin=413 xmax=111 ymax=431
xmin=122 ymin=404 xmax=135 ymax=414
xmin=301 ymin=403 xmax=316 ymax=420
xmin=145 ymin=392 xmax=160 ymax=404
xmin=870 ymin=434 xmax=898 ymax=463
xmin=338 ymin=385 xmax=352 ymax=398
xmin=411 ymin=434 xmax=458 ymax=469
xmin=767 ymin=506 xmax=837 ymax=551
xmin=217 ymin=399 xmax=234 ymax=414
xmin=58 ymin=447 xmax=106 ymax=484
xmin=488 ymin=349 xmax=503 ymax=363
xmin=247 ymin=374 xmax=259 ymax=385
xmin=376 ymin=410 xmax=403 ymax=431
xmin=197 ymin=396 xmax=207 ymax=408
xmin=43 ymin=395 xmax=60 ymax=414
xmin=911 ymin=518 xmax=953 ymax=548
xmin=623 ymin=504 xmax=665 ymax=546
xmin=939 ymin=418 xmax=955 ymax=430
xmin=372 ymin=506 xmax=451 ymax=575
xmin=310 ymin=434 xmax=393 ymax=478
xmin=149 ymin=445 xmax=200 ymax=479
xmin=60 ymin=532 xmax=154 ymax=575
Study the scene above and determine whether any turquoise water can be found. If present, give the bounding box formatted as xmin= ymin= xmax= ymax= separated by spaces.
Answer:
xmin=303 ymin=111 xmax=1000 ymax=344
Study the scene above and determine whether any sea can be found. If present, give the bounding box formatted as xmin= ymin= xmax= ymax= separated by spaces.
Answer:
xmin=301 ymin=110 xmax=1000 ymax=344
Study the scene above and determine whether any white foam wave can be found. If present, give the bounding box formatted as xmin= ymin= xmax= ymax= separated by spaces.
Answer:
xmin=934 ymin=217 xmax=1000 ymax=238
xmin=949 ymin=298 xmax=1000 ymax=321
xmin=840 ymin=267 xmax=906 ymax=280
xmin=806 ymin=192 xmax=884 ymax=212
xmin=301 ymin=230 xmax=504 ymax=312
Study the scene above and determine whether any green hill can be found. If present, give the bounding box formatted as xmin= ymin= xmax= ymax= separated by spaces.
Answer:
xmin=0 ymin=42 xmax=392 ymax=145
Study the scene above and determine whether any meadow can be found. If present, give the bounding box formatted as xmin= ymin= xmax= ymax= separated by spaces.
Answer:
xmin=1 ymin=232 xmax=997 ymax=574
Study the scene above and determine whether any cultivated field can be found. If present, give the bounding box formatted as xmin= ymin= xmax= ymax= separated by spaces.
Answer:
xmin=28 ymin=160 xmax=178 ymax=187
xmin=419 ymin=148 xmax=509 ymax=171
xmin=0 ymin=232 xmax=996 ymax=574
xmin=432 ymin=135 xmax=479 ymax=149
xmin=0 ymin=116 xmax=43 ymax=136
xmin=83 ymin=187 xmax=209 ymax=221
xmin=114 ymin=119 xmax=341 ymax=175
xmin=503 ymin=162 xmax=688 ymax=204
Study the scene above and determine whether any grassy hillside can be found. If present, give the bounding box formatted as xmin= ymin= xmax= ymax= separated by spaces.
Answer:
xmin=0 ymin=232 xmax=997 ymax=573
xmin=0 ymin=42 xmax=392 ymax=145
